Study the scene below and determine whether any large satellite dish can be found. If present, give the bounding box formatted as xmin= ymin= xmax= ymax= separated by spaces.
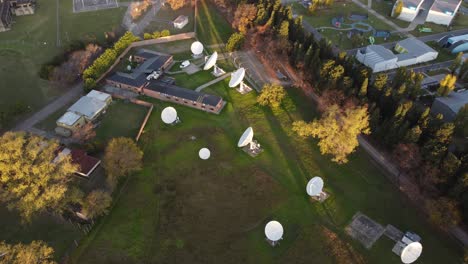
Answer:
xmin=265 ymin=221 xmax=284 ymax=242
xmin=203 ymin=51 xmax=218 ymax=70
xmin=229 ymin=68 xmax=245 ymax=88
xmin=161 ymin=107 xmax=178 ymax=124
xmin=199 ymin=148 xmax=211 ymax=160
xmin=306 ymin=177 xmax=324 ymax=196
xmin=191 ymin=41 xmax=204 ymax=55
xmin=238 ymin=127 xmax=254 ymax=147
xmin=401 ymin=242 xmax=422 ymax=264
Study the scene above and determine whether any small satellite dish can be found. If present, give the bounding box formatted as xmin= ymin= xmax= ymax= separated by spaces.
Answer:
xmin=191 ymin=41 xmax=204 ymax=55
xmin=199 ymin=148 xmax=211 ymax=160
xmin=203 ymin=51 xmax=218 ymax=70
xmin=229 ymin=68 xmax=245 ymax=88
xmin=306 ymin=177 xmax=324 ymax=196
xmin=238 ymin=127 xmax=254 ymax=147
xmin=265 ymin=221 xmax=284 ymax=242
xmin=126 ymin=65 xmax=132 ymax=71
xmin=161 ymin=107 xmax=178 ymax=124
xmin=401 ymin=242 xmax=422 ymax=264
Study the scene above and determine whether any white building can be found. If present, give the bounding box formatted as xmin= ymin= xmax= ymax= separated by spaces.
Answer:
xmin=356 ymin=38 xmax=438 ymax=72
xmin=392 ymin=0 xmax=425 ymax=22
xmin=173 ymin=15 xmax=188 ymax=29
xmin=426 ymin=0 xmax=462 ymax=25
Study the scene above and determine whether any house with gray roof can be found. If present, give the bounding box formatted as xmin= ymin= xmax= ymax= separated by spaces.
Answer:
xmin=0 ymin=0 xmax=35 ymax=32
xmin=426 ymin=0 xmax=462 ymax=25
xmin=356 ymin=38 xmax=438 ymax=72
xmin=431 ymin=90 xmax=468 ymax=121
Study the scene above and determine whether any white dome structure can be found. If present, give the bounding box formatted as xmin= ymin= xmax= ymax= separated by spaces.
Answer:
xmin=199 ymin=148 xmax=211 ymax=160
xmin=161 ymin=107 xmax=178 ymax=124
xmin=191 ymin=41 xmax=204 ymax=55
xmin=265 ymin=221 xmax=284 ymax=242
xmin=401 ymin=242 xmax=422 ymax=264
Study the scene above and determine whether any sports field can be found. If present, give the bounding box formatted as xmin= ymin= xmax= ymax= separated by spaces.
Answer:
xmin=71 ymin=79 xmax=462 ymax=263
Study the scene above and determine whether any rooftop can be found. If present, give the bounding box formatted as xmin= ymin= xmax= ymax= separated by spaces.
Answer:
xmin=402 ymin=0 xmax=424 ymax=9
xmin=86 ymin=90 xmax=111 ymax=102
xmin=395 ymin=38 xmax=437 ymax=57
xmin=434 ymin=90 xmax=468 ymax=113
xmin=68 ymin=96 xmax=107 ymax=120
xmin=430 ymin=0 xmax=461 ymax=14
xmin=146 ymin=82 xmax=223 ymax=107
xmin=57 ymin=111 xmax=82 ymax=126
xmin=173 ymin=15 xmax=188 ymax=23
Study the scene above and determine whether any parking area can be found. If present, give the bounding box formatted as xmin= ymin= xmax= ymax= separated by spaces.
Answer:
xmin=73 ymin=0 xmax=119 ymax=13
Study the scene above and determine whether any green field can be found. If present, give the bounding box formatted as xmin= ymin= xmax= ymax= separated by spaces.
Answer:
xmin=146 ymin=5 xmax=195 ymax=34
xmin=290 ymin=2 xmax=402 ymax=49
xmin=71 ymin=79 xmax=462 ymax=263
xmin=370 ymin=0 xmax=411 ymax=28
xmin=196 ymin=0 xmax=233 ymax=45
xmin=0 ymin=0 xmax=126 ymax=127
xmin=94 ymin=100 xmax=148 ymax=142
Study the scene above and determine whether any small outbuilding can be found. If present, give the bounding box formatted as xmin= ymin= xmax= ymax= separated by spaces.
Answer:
xmin=173 ymin=15 xmax=188 ymax=29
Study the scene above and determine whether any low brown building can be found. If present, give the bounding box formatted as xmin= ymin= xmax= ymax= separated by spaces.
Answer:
xmin=106 ymin=49 xmax=225 ymax=114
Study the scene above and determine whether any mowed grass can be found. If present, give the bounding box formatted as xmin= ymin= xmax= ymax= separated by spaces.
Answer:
xmin=0 ymin=0 xmax=126 ymax=126
xmin=290 ymin=2 xmax=400 ymax=49
xmin=146 ymin=5 xmax=195 ymax=34
xmin=196 ymin=0 xmax=233 ymax=45
xmin=71 ymin=79 xmax=462 ymax=263
xmin=95 ymin=100 xmax=148 ymax=142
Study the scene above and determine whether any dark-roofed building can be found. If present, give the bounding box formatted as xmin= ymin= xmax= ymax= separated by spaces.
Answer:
xmin=0 ymin=0 xmax=35 ymax=32
xmin=55 ymin=147 xmax=101 ymax=177
xmin=106 ymin=48 xmax=225 ymax=114
xmin=143 ymin=82 xmax=224 ymax=114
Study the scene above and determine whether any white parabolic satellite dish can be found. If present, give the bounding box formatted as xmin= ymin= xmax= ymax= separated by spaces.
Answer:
xmin=203 ymin=51 xmax=218 ymax=70
xmin=306 ymin=177 xmax=324 ymax=196
xmin=199 ymin=148 xmax=211 ymax=160
xmin=401 ymin=242 xmax=422 ymax=264
xmin=229 ymin=67 xmax=245 ymax=87
xmin=161 ymin=107 xmax=178 ymax=124
xmin=191 ymin=41 xmax=204 ymax=55
xmin=265 ymin=221 xmax=284 ymax=242
xmin=238 ymin=127 xmax=254 ymax=147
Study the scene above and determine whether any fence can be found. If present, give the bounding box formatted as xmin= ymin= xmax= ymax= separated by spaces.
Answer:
xmin=95 ymin=32 xmax=196 ymax=84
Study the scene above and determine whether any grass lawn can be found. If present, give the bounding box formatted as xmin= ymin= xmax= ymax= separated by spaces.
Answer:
xmin=172 ymin=70 xmax=217 ymax=90
xmin=410 ymin=14 xmax=468 ymax=36
xmin=0 ymin=0 xmax=126 ymax=128
xmin=370 ymin=0 xmax=411 ymax=28
xmin=0 ymin=206 xmax=82 ymax=261
xmin=426 ymin=41 xmax=458 ymax=62
xmin=145 ymin=5 xmax=195 ymax=34
xmin=290 ymin=2 xmax=399 ymax=49
xmin=94 ymin=100 xmax=148 ymax=142
xmin=70 ymin=79 xmax=462 ymax=263
xmin=196 ymin=0 xmax=233 ymax=45
xmin=144 ymin=38 xmax=195 ymax=60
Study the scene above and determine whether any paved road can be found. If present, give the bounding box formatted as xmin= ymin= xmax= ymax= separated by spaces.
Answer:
xmin=13 ymin=84 xmax=83 ymax=132
xmin=385 ymin=60 xmax=453 ymax=79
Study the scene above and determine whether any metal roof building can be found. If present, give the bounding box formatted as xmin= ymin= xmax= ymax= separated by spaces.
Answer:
xmin=426 ymin=0 xmax=462 ymax=25
xmin=356 ymin=38 xmax=438 ymax=72
xmin=68 ymin=96 xmax=108 ymax=121
xmin=431 ymin=90 xmax=468 ymax=121
xmin=392 ymin=0 xmax=426 ymax=22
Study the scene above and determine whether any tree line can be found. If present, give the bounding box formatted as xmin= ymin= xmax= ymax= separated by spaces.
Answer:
xmin=214 ymin=0 xmax=468 ymax=229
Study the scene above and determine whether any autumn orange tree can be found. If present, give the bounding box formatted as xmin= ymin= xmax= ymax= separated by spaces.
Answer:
xmin=0 ymin=240 xmax=56 ymax=264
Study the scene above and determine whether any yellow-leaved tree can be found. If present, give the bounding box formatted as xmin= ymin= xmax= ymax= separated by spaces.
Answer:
xmin=292 ymin=104 xmax=370 ymax=163
xmin=257 ymin=84 xmax=286 ymax=108
xmin=0 ymin=132 xmax=78 ymax=221
xmin=0 ymin=240 xmax=56 ymax=264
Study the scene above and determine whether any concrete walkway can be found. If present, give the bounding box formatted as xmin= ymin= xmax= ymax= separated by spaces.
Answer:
xmin=14 ymin=84 xmax=83 ymax=132
xmin=195 ymin=73 xmax=230 ymax=92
